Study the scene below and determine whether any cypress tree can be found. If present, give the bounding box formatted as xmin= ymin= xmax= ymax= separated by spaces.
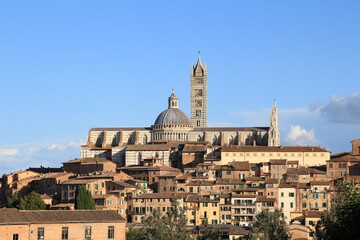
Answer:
xmin=74 ymin=185 xmax=96 ymax=209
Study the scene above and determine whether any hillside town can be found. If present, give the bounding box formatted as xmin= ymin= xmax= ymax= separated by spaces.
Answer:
xmin=1 ymin=124 xmax=360 ymax=239
xmin=1 ymin=58 xmax=359 ymax=240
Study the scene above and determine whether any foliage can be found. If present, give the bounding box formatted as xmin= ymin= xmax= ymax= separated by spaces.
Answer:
xmin=247 ymin=209 xmax=290 ymax=240
xmin=315 ymin=182 xmax=360 ymax=240
xmin=6 ymin=191 xmax=20 ymax=209
xmin=138 ymin=200 xmax=192 ymax=240
xmin=18 ymin=191 xmax=47 ymax=210
xmin=126 ymin=227 xmax=146 ymax=240
xmin=74 ymin=185 xmax=96 ymax=209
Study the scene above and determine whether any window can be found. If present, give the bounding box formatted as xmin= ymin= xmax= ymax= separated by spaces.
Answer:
xmin=281 ymin=202 xmax=284 ymax=208
xmin=196 ymin=110 xmax=202 ymax=116
xmin=37 ymin=227 xmax=44 ymax=240
xmin=329 ymin=163 xmax=333 ymax=168
xmin=13 ymin=234 xmax=19 ymax=240
xmin=281 ymin=192 xmax=284 ymax=197
xmin=313 ymin=193 xmax=319 ymax=199
xmin=302 ymin=203 xmax=307 ymax=208
xmin=289 ymin=193 xmax=295 ymax=197
xmin=213 ymin=211 xmax=217 ymax=215
xmin=203 ymin=203 xmax=208 ymax=207
xmin=108 ymin=226 xmax=115 ymax=239
xmin=197 ymin=120 xmax=201 ymax=127
xmin=290 ymin=202 xmax=294 ymax=208
xmin=62 ymin=227 xmax=68 ymax=240
xmin=322 ymin=202 xmax=327 ymax=208
xmin=85 ymin=226 xmax=91 ymax=240
xmin=195 ymin=100 xmax=202 ymax=107
xmin=212 ymin=220 xmax=218 ymax=224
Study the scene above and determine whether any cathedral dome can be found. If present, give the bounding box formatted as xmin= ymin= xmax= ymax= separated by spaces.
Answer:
xmin=154 ymin=108 xmax=191 ymax=127
xmin=153 ymin=89 xmax=192 ymax=128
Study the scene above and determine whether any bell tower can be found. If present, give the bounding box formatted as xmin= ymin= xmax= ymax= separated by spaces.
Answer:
xmin=190 ymin=57 xmax=208 ymax=127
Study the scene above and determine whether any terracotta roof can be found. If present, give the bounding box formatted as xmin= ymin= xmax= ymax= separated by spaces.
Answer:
xmin=256 ymin=196 xmax=276 ymax=202
xmin=266 ymin=179 xmax=279 ymax=184
xmin=328 ymin=155 xmax=360 ymax=162
xmin=213 ymin=162 xmax=250 ymax=171
xmin=278 ymin=182 xmax=297 ymax=188
xmin=133 ymin=193 xmax=187 ymax=199
xmin=229 ymin=226 xmax=249 ymax=235
xmin=186 ymin=180 xmax=215 ymax=186
xmin=215 ymin=179 xmax=245 ymax=185
xmin=221 ymin=146 xmax=328 ymax=152
xmin=297 ymin=183 xmax=310 ymax=189
xmin=270 ymin=159 xmax=287 ymax=165
xmin=0 ymin=209 xmax=28 ymax=224
xmin=288 ymin=161 xmax=299 ymax=164
xmin=182 ymin=144 xmax=207 ymax=153
xmin=310 ymin=181 xmax=330 ymax=186
xmin=186 ymin=195 xmax=219 ymax=203
xmin=0 ymin=209 xmax=125 ymax=224
xmin=110 ymin=181 xmax=138 ymax=189
xmin=62 ymin=179 xmax=98 ymax=185
xmin=287 ymin=167 xmax=325 ymax=175
xmin=304 ymin=211 xmax=322 ymax=218
xmin=62 ymin=158 xmax=113 ymax=164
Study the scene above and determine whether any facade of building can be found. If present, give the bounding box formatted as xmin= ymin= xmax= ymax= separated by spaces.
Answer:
xmin=0 ymin=209 xmax=125 ymax=240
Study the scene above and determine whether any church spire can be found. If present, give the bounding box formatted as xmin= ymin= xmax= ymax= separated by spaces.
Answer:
xmin=268 ymin=99 xmax=280 ymax=146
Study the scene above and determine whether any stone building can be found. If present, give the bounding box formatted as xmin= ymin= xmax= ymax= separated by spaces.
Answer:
xmin=0 ymin=208 xmax=125 ymax=240
xmin=80 ymin=58 xmax=280 ymax=167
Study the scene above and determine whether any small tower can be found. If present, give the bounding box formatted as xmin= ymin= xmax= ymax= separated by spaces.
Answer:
xmin=268 ymin=100 xmax=280 ymax=146
xmin=168 ymin=88 xmax=179 ymax=109
xmin=190 ymin=56 xmax=208 ymax=127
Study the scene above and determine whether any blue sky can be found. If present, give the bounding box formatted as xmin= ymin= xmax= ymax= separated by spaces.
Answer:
xmin=1 ymin=1 xmax=359 ymax=174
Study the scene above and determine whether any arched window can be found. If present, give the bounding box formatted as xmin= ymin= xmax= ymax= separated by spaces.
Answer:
xmin=212 ymin=135 xmax=218 ymax=145
xmin=142 ymin=135 xmax=147 ymax=144
xmin=197 ymin=135 xmax=202 ymax=141
xmin=229 ymin=135 xmax=234 ymax=145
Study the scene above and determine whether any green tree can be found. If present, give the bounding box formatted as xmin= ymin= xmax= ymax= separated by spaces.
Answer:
xmin=74 ymin=185 xmax=96 ymax=209
xmin=141 ymin=200 xmax=192 ymax=240
xmin=247 ymin=209 xmax=290 ymax=240
xmin=315 ymin=182 xmax=360 ymax=240
xmin=18 ymin=191 xmax=47 ymax=210
xmin=6 ymin=192 xmax=20 ymax=209
xmin=126 ymin=227 xmax=146 ymax=240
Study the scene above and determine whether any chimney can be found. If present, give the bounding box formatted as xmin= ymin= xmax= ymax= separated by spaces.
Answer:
xmin=351 ymin=139 xmax=360 ymax=155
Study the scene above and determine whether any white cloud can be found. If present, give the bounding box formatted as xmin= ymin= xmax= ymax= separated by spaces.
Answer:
xmin=0 ymin=148 xmax=19 ymax=156
xmin=0 ymin=138 xmax=86 ymax=175
xmin=316 ymin=93 xmax=360 ymax=124
xmin=284 ymin=125 xmax=321 ymax=146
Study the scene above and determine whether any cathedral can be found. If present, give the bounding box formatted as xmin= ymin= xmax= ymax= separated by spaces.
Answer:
xmin=81 ymin=57 xmax=280 ymax=168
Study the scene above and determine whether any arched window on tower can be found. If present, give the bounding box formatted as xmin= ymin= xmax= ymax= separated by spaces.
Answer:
xmin=197 ymin=120 xmax=201 ymax=127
